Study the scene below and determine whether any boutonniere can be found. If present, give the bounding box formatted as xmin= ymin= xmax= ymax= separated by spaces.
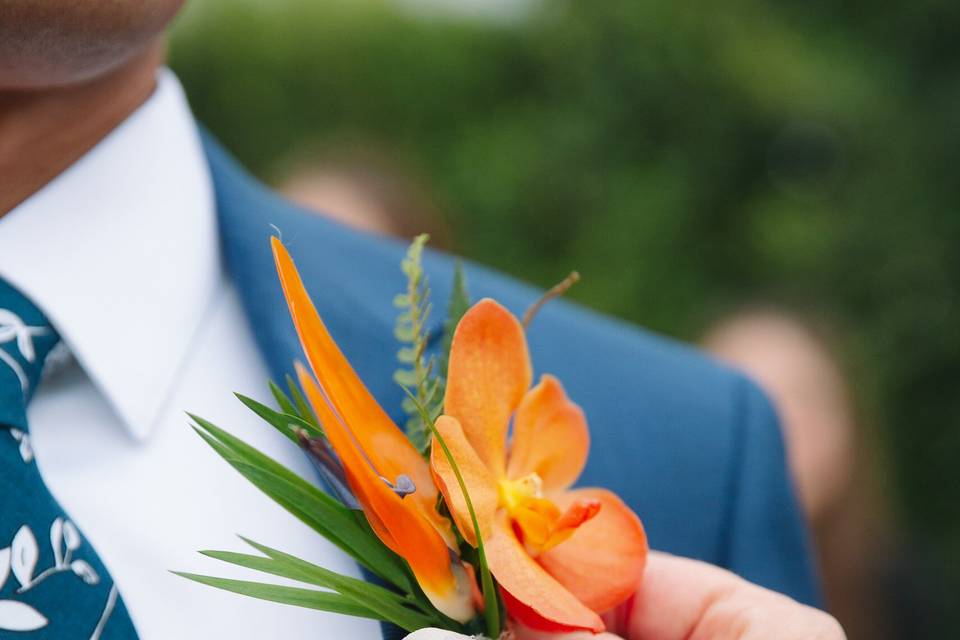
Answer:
xmin=176 ymin=235 xmax=648 ymax=638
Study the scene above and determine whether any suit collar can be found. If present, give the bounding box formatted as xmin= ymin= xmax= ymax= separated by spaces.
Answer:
xmin=0 ymin=70 xmax=219 ymax=440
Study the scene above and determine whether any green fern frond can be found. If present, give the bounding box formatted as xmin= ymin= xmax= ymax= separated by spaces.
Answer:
xmin=394 ymin=237 xmax=472 ymax=455
xmin=394 ymin=234 xmax=439 ymax=453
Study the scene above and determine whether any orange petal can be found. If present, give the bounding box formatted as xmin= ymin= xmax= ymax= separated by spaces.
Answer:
xmin=507 ymin=375 xmax=589 ymax=492
xmin=537 ymin=488 xmax=648 ymax=614
xmin=297 ymin=365 xmax=473 ymax=621
xmin=430 ymin=416 xmax=498 ymax=547
xmin=460 ymin=561 xmax=486 ymax=612
xmin=294 ymin=362 xmax=401 ymax=555
xmin=485 ymin=513 xmax=605 ymax=633
xmin=540 ymin=498 xmax=602 ymax=553
xmin=510 ymin=495 xmax=601 ymax=554
xmin=272 ymin=238 xmax=452 ymax=545
xmin=444 ymin=299 xmax=532 ymax=478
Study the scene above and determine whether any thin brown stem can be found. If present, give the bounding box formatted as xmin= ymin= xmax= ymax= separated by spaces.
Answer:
xmin=522 ymin=271 xmax=581 ymax=329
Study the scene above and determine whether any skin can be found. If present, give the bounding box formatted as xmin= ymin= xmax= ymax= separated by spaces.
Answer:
xmin=0 ymin=0 xmax=183 ymax=215
xmin=2 ymin=6 xmax=845 ymax=639
xmin=702 ymin=311 xmax=855 ymax=522
xmin=515 ymin=552 xmax=845 ymax=640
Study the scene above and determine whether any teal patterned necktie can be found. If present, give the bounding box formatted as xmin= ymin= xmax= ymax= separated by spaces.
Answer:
xmin=0 ymin=278 xmax=138 ymax=638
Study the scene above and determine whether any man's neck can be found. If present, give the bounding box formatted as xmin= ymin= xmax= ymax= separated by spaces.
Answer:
xmin=0 ymin=43 xmax=164 ymax=217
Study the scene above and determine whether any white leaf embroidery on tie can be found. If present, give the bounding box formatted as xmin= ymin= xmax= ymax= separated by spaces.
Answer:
xmin=90 ymin=585 xmax=119 ymax=640
xmin=50 ymin=518 xmax=64 ymax=568
xmin=10 ymin=526 xmax=38 ymax=589
xmin=1 ymin=521 xmax=111 ymax=634
xmin=14 ymin=519 xmax=89 ymax=593
xmin=0 ymin=308 xmax=47 ymax=395
xmin=8 ymin=429 xmax=33 ymax=463
xmin=70 ymin=560 xmax=100 ymax=585
xmin=0 ymin=600 xmax=48 ymax=631
xmin=63 ymin=520 xmax=81 ymax=551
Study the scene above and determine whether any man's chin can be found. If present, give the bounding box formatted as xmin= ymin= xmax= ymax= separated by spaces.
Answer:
xmin=0 ymin=0 xmax=181 ymax=91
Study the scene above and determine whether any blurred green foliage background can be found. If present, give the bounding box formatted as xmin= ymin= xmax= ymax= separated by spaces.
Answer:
xmin=170 ymin=0 xmax=959 ymax=629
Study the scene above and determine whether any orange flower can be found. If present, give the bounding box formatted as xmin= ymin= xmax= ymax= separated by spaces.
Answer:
xmin=431 ymin=299 xmax=648 ymax=633
xmin=271 ymin=238 xmax=474 ymax=623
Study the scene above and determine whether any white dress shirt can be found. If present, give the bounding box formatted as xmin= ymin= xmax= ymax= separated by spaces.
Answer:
xmin=0 ymin=70 xmax=378 ymax=638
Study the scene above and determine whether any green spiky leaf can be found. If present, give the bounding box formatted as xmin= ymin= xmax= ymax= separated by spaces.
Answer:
xmin=234 ymin=393 xmax=322 ymax=443
xmin=286 ymin=374 xmax=319 ymax=428
xmin=172 ymin=572 xmax=382 ymax=621
xmin=187 ymin=413 xmax=412 ymax=591
xmin=198 ymin=539 xmax=441 ymax=631
xmin=268 ymin=380 xmax=298 ymax=417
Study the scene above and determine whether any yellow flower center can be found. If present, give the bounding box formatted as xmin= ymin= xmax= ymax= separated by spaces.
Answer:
xmin=498 ymin=472 xmax=544 ymax=510
xmin=498 ymin=473 xmax=566 ymax=555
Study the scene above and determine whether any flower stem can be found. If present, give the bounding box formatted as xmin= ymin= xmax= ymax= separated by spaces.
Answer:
xmin=402 ymin=387 xmax=501 ymax=638
xmin=521 ymin=271 xmax=580 ymax=329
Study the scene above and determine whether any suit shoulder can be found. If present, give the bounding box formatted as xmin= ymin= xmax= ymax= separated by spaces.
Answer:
xmin=207 ymin=134 xmax=764 ymax=468
xmin=213 ymin=155 xmax=760 ymax=457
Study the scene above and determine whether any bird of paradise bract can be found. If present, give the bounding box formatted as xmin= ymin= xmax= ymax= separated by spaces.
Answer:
xmin=272 ymin=238 xmax=475 ymax=623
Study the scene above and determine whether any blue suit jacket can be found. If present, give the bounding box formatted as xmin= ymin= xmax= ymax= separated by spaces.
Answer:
xmin=202 ymin=132 xmax=821 ymax=617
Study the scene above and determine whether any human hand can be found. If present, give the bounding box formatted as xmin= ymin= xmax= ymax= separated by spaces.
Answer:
xmin=404 ymin=551 xmax=844 ymax=640
xmin=514 ymin=551 xmax=845 ymax=640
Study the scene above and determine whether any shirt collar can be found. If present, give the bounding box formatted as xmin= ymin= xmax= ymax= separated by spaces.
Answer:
xmin=0 ymin=69 xmax=219 ymax=440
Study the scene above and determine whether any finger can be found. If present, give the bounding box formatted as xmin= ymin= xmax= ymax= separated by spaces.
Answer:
xmin=617 ymin=551 xmax=843 ymax=640
xmin=619 ymin=551 xmax=734 ymax=639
